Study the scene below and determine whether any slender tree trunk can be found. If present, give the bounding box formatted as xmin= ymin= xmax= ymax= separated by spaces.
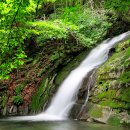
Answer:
xmin=54 ymin=2 xmax=56 ymax=18
xmin=35 ymin=0 xmax=40 ymax=18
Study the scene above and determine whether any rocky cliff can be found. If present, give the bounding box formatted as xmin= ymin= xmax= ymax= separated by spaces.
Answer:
xmin=80 ymin=40 xmax=130 ymax=127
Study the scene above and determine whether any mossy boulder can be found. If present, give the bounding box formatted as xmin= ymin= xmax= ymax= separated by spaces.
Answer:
xmin=83 ymin=103 xmax=130 ymax=127
xmin=87 ymin=104 xmax=112 ymax=123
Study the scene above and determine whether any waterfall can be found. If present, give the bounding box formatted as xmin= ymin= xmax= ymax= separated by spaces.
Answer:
xmin=8 ymin=31 xmax=130 ymax=121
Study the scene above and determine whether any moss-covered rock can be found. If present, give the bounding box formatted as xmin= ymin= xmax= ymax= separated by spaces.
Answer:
xmin=54 ymin=50 xmax=89 ymax=86
xmin=107 ymin=115 xmax=121 ymax=126
xmin=89 ymin=40 xmax=130 ymax=126
xmin=30 ymin=74 xmax=57 ymax=112
xmin=89 ymin=104 xmax=103 ymax=118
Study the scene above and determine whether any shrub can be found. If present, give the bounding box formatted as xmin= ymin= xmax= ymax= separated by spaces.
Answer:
xmin=12 ymin=95 xmax=23 ymax=106
xmin=15 ymin=84 xmax=25 ymax=95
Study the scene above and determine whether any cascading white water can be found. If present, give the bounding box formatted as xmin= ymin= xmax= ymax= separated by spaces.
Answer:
xmin=8 ymin=31 xmax=130 ymax=121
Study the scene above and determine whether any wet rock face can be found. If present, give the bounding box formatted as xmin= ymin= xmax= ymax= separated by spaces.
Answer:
xmin=108 ymin=48 xmax=116 ymax=56
xmin=70 ymin=69 xmax=97 ymax=119
xmin=78 ymin=69 xmax=96 ymax=100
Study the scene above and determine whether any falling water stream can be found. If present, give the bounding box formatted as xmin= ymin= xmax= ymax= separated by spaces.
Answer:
xmin=5 ymin=31 xmax=130 ymax=121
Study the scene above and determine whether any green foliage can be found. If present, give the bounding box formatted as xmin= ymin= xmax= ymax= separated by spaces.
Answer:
xmin=15 ymin=84 xmax=25 ymax=95
xmin=12 ymin=95 xmax=23 ymax=106
xmin=44 ymin=0 xmax=56 ymax=2
xmin=0 ymin=0 xmax=116 ymax=80
xmin=28 ymin=20 xmax=79 ymax=44
xmin=105 ymin=0 xmax=130 ymax=13
xmin=49 ymin=51 xmax=65 ymax=61
xmin=50 ymin=52 xmax=60 ymax=61
xmin=0 ymin=0 xmax=36 ymax=80
xmin=54 ymin=5 xmax=111 ymax=47
xmin=0 ymin=95 xmax=8 ymax=108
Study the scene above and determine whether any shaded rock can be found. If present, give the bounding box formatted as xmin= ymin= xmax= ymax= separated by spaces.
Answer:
xmin=70 ymin=103 xmax=84 ymax=119
xmin=7 ymin=105 xmax=17 ymax=115
xmin=0 ymin=85 xmax=7 ymax=90
xmin=79 ymin=113 xmax=90 ymax=121
xmin=19 ymin=105 xmax=29 ymax=115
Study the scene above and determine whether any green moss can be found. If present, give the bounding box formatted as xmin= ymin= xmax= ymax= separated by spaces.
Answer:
xmin=89 ymin=105 xmax=103 ymax=118
xmin=99 ymin=100 xmax=130 ymax=109
xmin=97 ymin=52 xmax=123 ymax=75
xmin=55 ymin=68 xmax=70 ymax=86
xmin=119 ymin=88 xmax=130 ymax=102
xmin=15 ymin=83 xmax=26 ymax=95
xmin=97 ymin=41 xmax=129 ymax=78
xmin=95 ymin=87 xmax=130 ymax=109
xmin=108 ymin=115 xmax=121 ymax=126
xmin=55 ymin=50 xmax=89 ymax=85
xmin=30 ymin=73 xmax=56 ymax=112
xmin=97 ymin=90 xmax=117 ymax=99
xmin=95 ymin=84 xmax=130 ymax=110
xmin=30 ymin=76 xmax=48 ymax=111
xmin=118 ymin=72 xmax=130 ymax=84
xmin=92 ymin=41 xmax=130 ymax=113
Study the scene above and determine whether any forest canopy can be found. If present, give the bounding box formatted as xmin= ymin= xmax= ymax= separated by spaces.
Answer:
xmin=0 ymin=0 xmax=130 ymax=80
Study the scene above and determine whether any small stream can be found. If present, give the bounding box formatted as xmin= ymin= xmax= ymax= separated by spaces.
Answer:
xmin=0 ymin=121 xmax=129 ymax=130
